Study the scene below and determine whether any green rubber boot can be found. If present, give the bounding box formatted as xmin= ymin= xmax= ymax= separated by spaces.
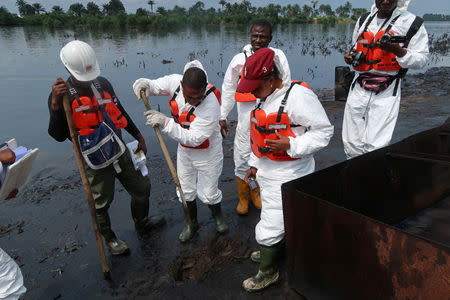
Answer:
xmin=179 ymin=200 xmax=199 ymax=242
xmin=208 ymin=203 xmax=228 ymax=233
xmin=243 ymin=245 xmax=280 ymax=292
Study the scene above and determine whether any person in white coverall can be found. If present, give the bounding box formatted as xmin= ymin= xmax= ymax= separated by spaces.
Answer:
xmin=236 ymin=48 xmax=333 ymax=292
xmin=0 ymin=150 xmax=26 ymax=300
xmin=342 ymin=0 xmax=429 ymax=159
xmin=133 ymin=61 xmax=228 ymax=242
xmin=221 ymin=19 xmax=292 ymax=215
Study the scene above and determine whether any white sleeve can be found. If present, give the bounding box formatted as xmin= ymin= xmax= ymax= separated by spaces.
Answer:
xmin=220 ymin=55 xmax=242 ymax=121
xmin=286 ymin=87 xmax=334 ymax=158
xmin=162 ymin=96 xmax=219 ymax=147
xmin=248 ymin=152 xmax=259 ymax=170
xmin=396 ymin=23 xmax=429 ymax=69
xmin=144 ymin=74 xmax=182 ymax=97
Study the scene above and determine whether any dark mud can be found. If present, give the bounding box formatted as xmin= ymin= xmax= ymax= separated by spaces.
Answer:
xmin=171 ymin=234 xmax=251 ymax=281
xmin=0 ymin=68 xmax=449 ymax=299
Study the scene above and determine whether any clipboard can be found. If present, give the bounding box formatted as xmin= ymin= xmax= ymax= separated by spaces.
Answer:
xmin=0 ymin=139 xmax=38 ymax=201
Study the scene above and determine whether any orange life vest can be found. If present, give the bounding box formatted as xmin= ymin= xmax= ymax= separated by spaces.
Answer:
xmin=169 ymin=83 xmax=221 ymax=149
xmin=69 ymin=80 xmax=128 ymax=136
xmin=353 ymin=14 xmax=402 ymax=72
xmin=250 ymin=81 xmax=309 ymax=161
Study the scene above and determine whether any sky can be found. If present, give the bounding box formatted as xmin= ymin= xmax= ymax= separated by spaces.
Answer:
xmin=2 ymin=0 xmax=449 ymax=16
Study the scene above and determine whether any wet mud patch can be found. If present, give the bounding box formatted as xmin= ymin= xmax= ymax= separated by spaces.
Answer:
xmin=170 ymin=234 xmax=251 ymax=281
xmin=0 ymin=220 xmax=24 ymax=237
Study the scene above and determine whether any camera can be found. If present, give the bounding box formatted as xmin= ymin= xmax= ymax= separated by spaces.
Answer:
xmin=350 ymin=51 xmax=366 ymax=67
xmin=379 ymin=34 xmax=407 ymax=44
xmin=247 ymin=177 xmax=259 ymax=190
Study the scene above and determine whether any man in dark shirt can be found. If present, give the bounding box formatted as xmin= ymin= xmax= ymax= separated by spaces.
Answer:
xmin=48 ymin=40 xmax=164 ymax=255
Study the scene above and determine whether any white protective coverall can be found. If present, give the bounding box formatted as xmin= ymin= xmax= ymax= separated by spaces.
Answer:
xmin=342 ymin=0 xmax=429 ymax=159
xmin=140 ymin=61 xmax=223 ymax=205
xmin=221 ymin=45 xmax=290 ymax=180
xmin=0 ymin=247 xmax=26 ymax=300
xmin=248 ymin=53 xmax=334 ymax=246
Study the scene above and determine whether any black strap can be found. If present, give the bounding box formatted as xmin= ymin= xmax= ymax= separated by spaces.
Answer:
xmin=358 ymin=12 xmax=370 ymax=28
xmin=243 ymin=49 xmax=249 ymax=60
xmin=186 ymin=107 xmax=195 ymax=122
xmin=276 ymin=81 xmax=298 ymax=122
xmin=204 ymin=85 xmax=215 ymax=98
xmin=92 ymin=79 xmax=106 ymax=99
xmin=361 ymin=11 xmax=378 ymax=34
xmin=393 ymin=16 xmax=423 ymax=96
xmin=350 ymin=11 xmax=378 ymax=52
xmin=403 ymin=16 xmax=423 ymax=48
xmin=383 ymin=14 xmax=401 ymax=33
xmin=66 ymin=80 xmax=82 ymax=106
xmin=172 ymin=86 xmax=181 ymax=101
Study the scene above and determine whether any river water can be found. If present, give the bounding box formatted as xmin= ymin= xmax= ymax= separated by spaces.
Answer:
xmin=0 ymin=22 xmax=449 ymax=173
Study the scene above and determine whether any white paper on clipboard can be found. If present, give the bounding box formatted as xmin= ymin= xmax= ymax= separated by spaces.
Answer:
xmin=0 ymin=142 xmax=39 ymax=201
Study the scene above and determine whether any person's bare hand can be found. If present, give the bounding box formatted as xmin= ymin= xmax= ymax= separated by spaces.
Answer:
xmin=244 ymin=167 xmax=258 ymax=183
xmin=51 ymin=77 xmax=67 ymax=110
xmin=377 ymin=41 xmax=407 ymax=57
xmin=264 ymin=131 xmax=290 ymax=152
xmin=219 ymin=120 xmax=229 ymax=138
xmin=135 ymin=134 xmax=148 ymax=155
xmin=344 ymin=51 xmax=354 ymax=65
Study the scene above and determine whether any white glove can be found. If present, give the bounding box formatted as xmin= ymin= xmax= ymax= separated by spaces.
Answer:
xmin=133 ymin=78 xmax=151 ymax=98
xmin=144 ymin=110 xmax=170 ymax=128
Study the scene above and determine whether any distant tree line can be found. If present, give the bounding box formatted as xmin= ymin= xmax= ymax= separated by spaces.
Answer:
xmin=423 ymin=14 xmax=450 ymax=21
xmin=0 ymin=0 xmax=369 ymax=28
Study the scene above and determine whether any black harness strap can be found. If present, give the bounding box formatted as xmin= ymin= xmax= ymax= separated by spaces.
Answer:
xmin=92 ymin=79 xmax=106 ymax=100
xmin=276 ymin=81 xmax=297 ymax=123
xmin=66 ymin=80 xmax=82 ymax=106
xmin=393 ymin=16 xmax=424 ymax=96
xmin=170 ymin=86 xmax=181 ymax=121
xmin=358 ymin=12 xmax=370 ymax=28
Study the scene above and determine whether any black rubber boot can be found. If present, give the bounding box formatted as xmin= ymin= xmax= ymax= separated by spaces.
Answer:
xmin=95 ymin=208 xmax=116 ymax=241
xmin=179 ymin=200 xmax=199 ymax=242
xmin=131 ymin=200 xmax=166 ymax=236
xmin=96 ymin=209 xmax=129 ymax=255
xmin=208 ymin=203 xmax=228 ymax=234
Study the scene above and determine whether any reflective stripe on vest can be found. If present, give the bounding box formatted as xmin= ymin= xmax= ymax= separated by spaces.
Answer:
xmin=250 ymin=81 xmax=309 ymax=161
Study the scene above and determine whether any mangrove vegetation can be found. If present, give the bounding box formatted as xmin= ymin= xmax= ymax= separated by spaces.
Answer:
xmin=1 ymin=0 xmax=369 ymax=28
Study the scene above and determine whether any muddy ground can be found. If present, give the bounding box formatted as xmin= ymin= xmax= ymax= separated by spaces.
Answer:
xmin=1 ymin=67 xmax=449 ymax=300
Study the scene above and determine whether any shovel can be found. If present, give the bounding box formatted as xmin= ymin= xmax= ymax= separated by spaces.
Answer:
xmin=139 ymin=90 xmax=192 ymax=227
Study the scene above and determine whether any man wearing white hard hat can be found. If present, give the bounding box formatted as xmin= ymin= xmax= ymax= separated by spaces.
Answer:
xmin=343 ymin=0 xmax=429 ymax=159
xmin=48 ymin=40 xmax=165 ymax=255
xmin=132 ymin=60 xmax=228 ymax=242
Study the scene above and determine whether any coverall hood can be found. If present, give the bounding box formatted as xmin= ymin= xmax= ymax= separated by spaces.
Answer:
xmin=371 ymin=0 xmax=410 ymax=15
xmin=273 ymin=50 xmax=291 ymax=89
xmin=183 ymin=60 xmax=208 ymax=83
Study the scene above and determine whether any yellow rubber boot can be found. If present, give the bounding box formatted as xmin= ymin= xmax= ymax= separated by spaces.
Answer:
xmin=236 ymin=177 xmax=249 ymax=215
xmin=249 ymin=187 xmax=262 ymax=210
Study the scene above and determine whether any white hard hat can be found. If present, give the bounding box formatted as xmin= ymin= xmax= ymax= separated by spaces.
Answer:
xmin=60 ymin=40 xmax=100 ymax=82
